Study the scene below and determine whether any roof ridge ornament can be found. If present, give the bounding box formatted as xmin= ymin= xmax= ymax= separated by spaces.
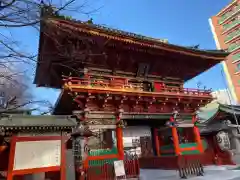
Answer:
xmin=187 ymin=44 xmax=200 ymax=49
xmin=86 ymin=18 xmax=93 ymax=24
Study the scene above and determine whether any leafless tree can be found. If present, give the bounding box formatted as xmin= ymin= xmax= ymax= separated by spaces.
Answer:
xmin=0 ymin=0 xmax=101 ymax=113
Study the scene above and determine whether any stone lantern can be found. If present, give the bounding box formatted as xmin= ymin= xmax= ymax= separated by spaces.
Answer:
xmin=71 ymin=108 xmax=95 ymax=178
xmin=71 ymin=123 xmax=94 ymax=168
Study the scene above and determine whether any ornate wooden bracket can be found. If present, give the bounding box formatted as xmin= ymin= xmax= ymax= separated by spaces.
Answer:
xmin=73 ymin=92 xmax=90 ymax=109
xmin=113 ymin=95 xmax=126 ymax=109
xmin=132 ymin=96 xmax=141 ymax=110
xmin=143 ymin=97 xmax=154 ymax=112
xmin=97 ymin=94 xmax=109 ymax=108
xmin=119 ymin=95 xmax=126 ymax=109
xmin=73 ymin=92 xmax=84 ymax=109
xmin=73 ymin=108 xmax=90 ymax=122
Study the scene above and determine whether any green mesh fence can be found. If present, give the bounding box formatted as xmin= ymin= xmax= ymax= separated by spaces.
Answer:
xmin=89 ymin=158 xmax=119 ymax=166
xmin=160 ymin=139 xmax=208 ymax=156
xmin=88 ymin=146 xmax=118 ymax=166
xmin=88 ymin=146 xmax=118 ymax=156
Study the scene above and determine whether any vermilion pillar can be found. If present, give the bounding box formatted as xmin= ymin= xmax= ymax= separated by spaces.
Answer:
xmin=116 ymin=116 xmax=124 ymax=160
xmin=154 ymin=128 xmax=160 ymax=156
xmin=192 ymin=115 xmax=204 ymax=153
xmin=116 ymin=127 xmax=124 ymax=160
xmin=170 ymin=117 xmax=181 ymax=155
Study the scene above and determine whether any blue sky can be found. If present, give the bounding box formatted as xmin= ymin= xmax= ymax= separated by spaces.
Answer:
xmin=9 ymin=0 xmax=233 ymax=108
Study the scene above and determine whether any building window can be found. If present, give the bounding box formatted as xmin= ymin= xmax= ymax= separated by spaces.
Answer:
xmin=223 ymin=23 xmax=228 ymax=29
xmin=225 ymin=28 xmax=240 ymax=43
xmin=228 ymin=40 xmax=240 ymax=52
xmin=236 ymin=63 xmax=240 ymax=72
xmin=232 ymin=52 xmax=240 ymax=62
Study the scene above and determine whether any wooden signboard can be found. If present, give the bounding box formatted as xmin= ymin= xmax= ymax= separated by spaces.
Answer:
xmin=13 ymin=140 xmax=61 ymax=170
xmin=7 ymin=135 xmax=66 ymax=180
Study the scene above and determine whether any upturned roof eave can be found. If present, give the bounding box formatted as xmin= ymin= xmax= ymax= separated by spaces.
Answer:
xmin=33 ymin=17 xmax=229 ymax=87
xmin=198 ymin=102 xmax=240 ymax=125
xmin=45 ymin=18 xmax=229 ymax=60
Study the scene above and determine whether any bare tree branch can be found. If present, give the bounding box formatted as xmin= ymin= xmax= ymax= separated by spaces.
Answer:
xmin=0 ymin=0 xmax=103 ymax=114
xmin=0 ymin=0 xmax=16 ymax=10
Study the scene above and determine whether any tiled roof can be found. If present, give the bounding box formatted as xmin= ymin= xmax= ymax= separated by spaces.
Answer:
xmin=0 ymin=115 xmax=76 ymax=130
xmin=198 ymin=102 xmax=240 ymax=124
xmin=46 ymin=17 xmax=229 ymax=57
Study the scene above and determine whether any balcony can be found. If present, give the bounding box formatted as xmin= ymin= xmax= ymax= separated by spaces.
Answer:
xmin=222 ymin=19 xmax=240 ymax=34
xmin=232 ymin=53 xmax=240 ymax=63
xmin=228 ymin=42 xmax=240 ymax=52
xmin=219 ymin=6 xmax=240 ymax=25
xmin=62 ymin=76 xmax=212 ymax=99
xmin=225 ymin=29 xmax=240 ymax=43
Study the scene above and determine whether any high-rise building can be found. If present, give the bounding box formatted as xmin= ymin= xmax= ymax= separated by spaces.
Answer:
xmin=209 ymin=0 xmax=240 ymax=104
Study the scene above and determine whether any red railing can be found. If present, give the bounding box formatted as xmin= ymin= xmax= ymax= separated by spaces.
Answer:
xmin=78 ymin=159 xmax=140 ymax=180
xmin=63 ymin=76 xmax=212 ymax=97
xmin=139 ymin=156 xmax=179 ymax=169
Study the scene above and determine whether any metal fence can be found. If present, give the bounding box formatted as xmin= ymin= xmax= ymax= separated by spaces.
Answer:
xmin=178 ymin=156 xmax=204 ymax=179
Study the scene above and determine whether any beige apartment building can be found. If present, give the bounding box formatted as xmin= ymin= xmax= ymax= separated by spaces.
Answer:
xmin=209 ymin=0 xmax=240 ymax=104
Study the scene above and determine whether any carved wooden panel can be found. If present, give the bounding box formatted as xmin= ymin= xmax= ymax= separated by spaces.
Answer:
xmin=109 ymin=78 xmax=126 ymax=89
